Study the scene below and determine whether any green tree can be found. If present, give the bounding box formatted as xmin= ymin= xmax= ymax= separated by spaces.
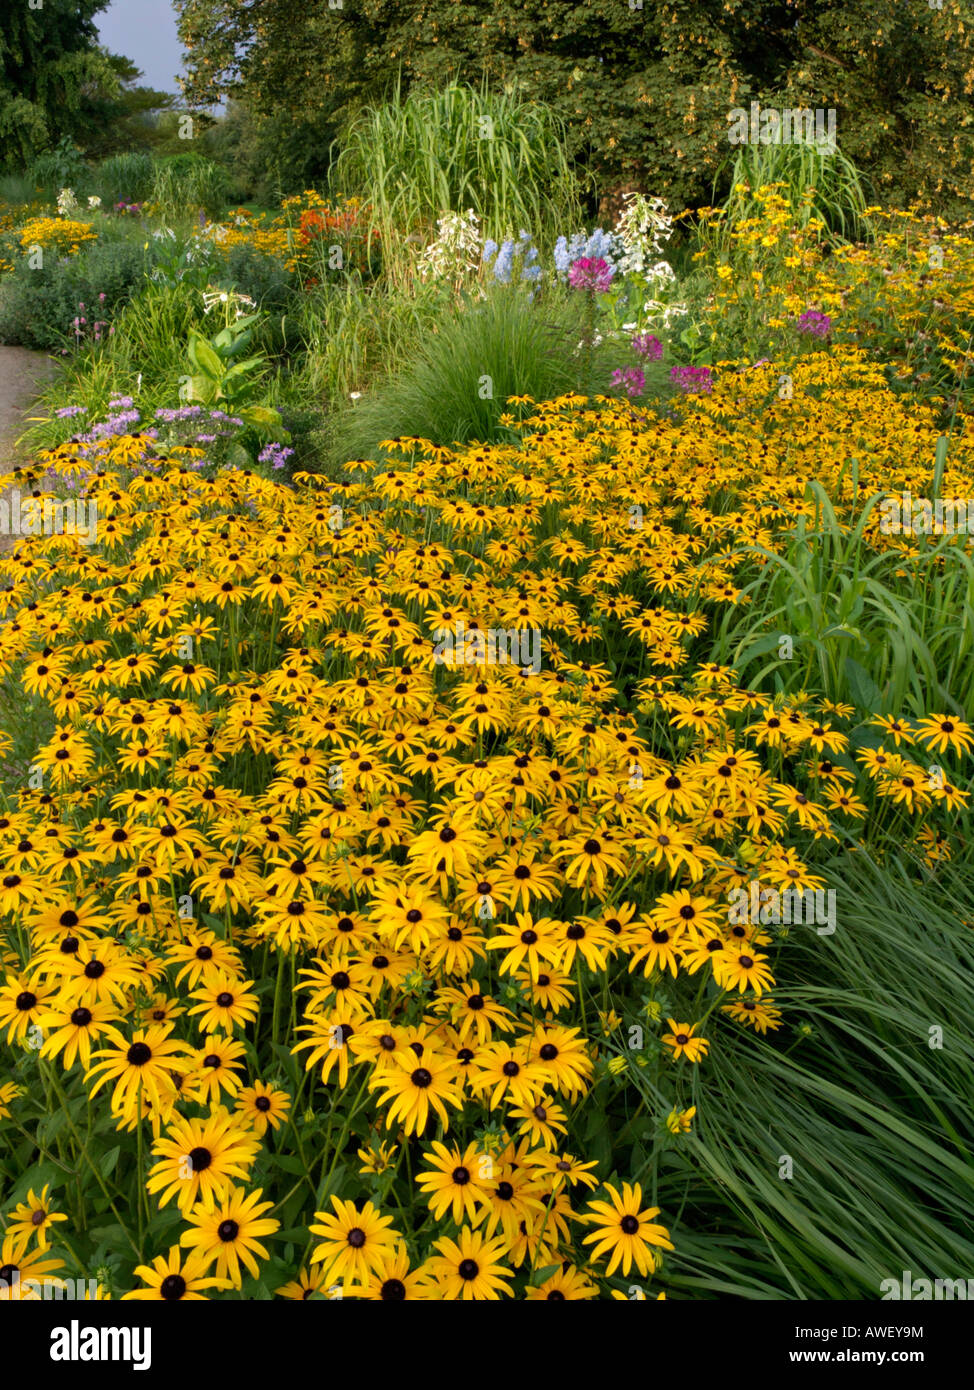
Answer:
xmin=175 ymin=0 xmax=974 ymax=217
xmin=76 ymin=54 xmax=180 ymax=161
xmin=0 ymin=0 xmax=119 ymax=170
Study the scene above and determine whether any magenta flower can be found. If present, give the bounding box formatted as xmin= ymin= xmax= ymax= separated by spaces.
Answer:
xmin=796 ymin=309 xmax=832 ymax=338
xmin=631 ymin=333 xmax=663 ymax=361
xmin=670 ymin=364 xmax=714 ymax=395
xmin=611 ymin=366 xmax=645 ymax=398
xmin=567 ymin=256 xmax=614 ymax=293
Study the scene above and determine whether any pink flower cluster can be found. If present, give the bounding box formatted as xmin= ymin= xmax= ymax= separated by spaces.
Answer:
xmin=611 ymin=367 xmax=645 ymax=398
xmin=631 ymin=332 xmax=663 ymax=361
xmin=71 ymin=296 xmax=113 ymax=346
xmin=567 ymin=256 xmax=615 ymax=293
xmin=670 ymin=364 xmax=714 ymax=394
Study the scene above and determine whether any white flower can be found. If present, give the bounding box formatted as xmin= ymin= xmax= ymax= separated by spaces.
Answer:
xmin=56 ymin=188 xmax=79 ymax=217
xmin=614 ymin=192 xmax=675 ymax=276
xmin=201 ymin=286 xmax=256 ymax=316
xmin=418 ymin=209 xmax=483 ymax=282
xmin=87 ymin=195 xmax=102 ymax=209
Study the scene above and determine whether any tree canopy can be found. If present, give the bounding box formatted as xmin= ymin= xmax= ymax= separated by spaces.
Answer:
xmin=175 ymin=0 xmax=974 ymax=216
xmin=0 ymin=0 xmax=116 ymax=168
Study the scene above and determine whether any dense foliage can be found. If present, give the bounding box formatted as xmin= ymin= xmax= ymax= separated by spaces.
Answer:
xmin=175 ymin=0 xmax=974 ymax=216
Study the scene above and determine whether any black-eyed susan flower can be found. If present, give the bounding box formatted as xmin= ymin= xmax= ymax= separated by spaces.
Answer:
xmin=179 ymin=1186 xmax=280 ymax=1285
xmin=146 ymin=1107 xmax=261 ymax=1212
xmin=38 ymin=996 xmax=124 ymax=1070
xmin=370 ymin=1053 xmax=463 ymax=1136
xmin=524 ymin=1263 xmax=599 ymax=1300
xmin=581 ymin=1182 xmax=674 ymax=1277
xmin=0 ymin=973 xmax=54 ymax=1045
xmin=425 ymin=1227 xmax=513 ymax=1301
xmin=661 ymin=1018 xmax=710 ymax=1062
xmin=346 ymin=1242 xmax=429 ymax=1300
xmin=84 ymin=1023 xmax=192 ymax=1124
xmin=235 ymin=1080 xmax=291 ymax=1136
xmin=0 ymin=1233 xmax=65 ymax=1299
xmin=4 ymin=1185 xmax=68 ymax=1254
xmin=308 ymin=1197 xmax=398 ymax=1285
xmin=122 ymin=1245 xmax=233 ymax=1301
xmin=415 ymin=1140 xmax=492 ymax=1224
xmin=187 ymin=975 xmax=260 ymax=1033
xmin=913 ymin=713 xmax=974 ymax=756
xmin=713 ymin=945 xmax=776 ymax=995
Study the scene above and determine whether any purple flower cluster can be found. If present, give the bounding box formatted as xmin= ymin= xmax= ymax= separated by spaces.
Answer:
xmin=85 ymin=410 xmax=153 ymax=442
xmin=258 ymin=442 xmax=295 ymax=470
xmin=154 ymin=405 xmax=205 ymax=423
xmin=55 ymin=405 xmax=87 ymax=419
xmin=114 ymin=201 xmax=143 ymax=216
xmin=796 ymin=309 xmax=832 ymax=339
xmin=611 ymin=367 xmax=645 ymax=398
xmin=631 ymin=333 xmax=664 ymax=361
xmin=153 ymin=406 xmax=245 ymax=429
xmin=567 ymin=257 xmax=614 ymax=294
xmin=670 ymin=364 xmax=714 ymax=395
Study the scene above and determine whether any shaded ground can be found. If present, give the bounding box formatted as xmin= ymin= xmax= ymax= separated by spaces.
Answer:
xmin=0 ymin=345 xmax=55 ymax=471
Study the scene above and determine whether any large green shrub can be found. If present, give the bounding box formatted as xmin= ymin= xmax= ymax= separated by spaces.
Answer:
xmin=0 ymin=238 xmax=152 ymax=350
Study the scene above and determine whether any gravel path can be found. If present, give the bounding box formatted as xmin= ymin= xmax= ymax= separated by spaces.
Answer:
xmin=0 ymin=345 xmax=56 ymax=471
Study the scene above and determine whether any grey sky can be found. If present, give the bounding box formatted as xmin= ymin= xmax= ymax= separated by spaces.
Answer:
xmin=95 ymin=0 xmax=186 ymax=94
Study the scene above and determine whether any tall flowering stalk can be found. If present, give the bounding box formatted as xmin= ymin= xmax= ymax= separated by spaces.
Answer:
xmin=568 ymin=255 xmax=615 ymax=394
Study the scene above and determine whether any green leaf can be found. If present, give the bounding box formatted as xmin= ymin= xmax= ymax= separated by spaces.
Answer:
xmin=272 ymin=1153 xmax=307 ymax=1176
xmin=185 ymin=374 xmax=218 ymax=406
xmin=528 ymin=1262 xmax=561 ymax=1287
xmin=101 ymin=1145 xmax=121 ymax=1178
xmin=187 ymin=332 xmax=224 ymax=381
xmin=239 ymin=405 xmax=287 ymax=439
xmin=222 ymin=357 xmax=265 ymax=382
xmin=843 ymin=656 xmax=882 ymax=714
